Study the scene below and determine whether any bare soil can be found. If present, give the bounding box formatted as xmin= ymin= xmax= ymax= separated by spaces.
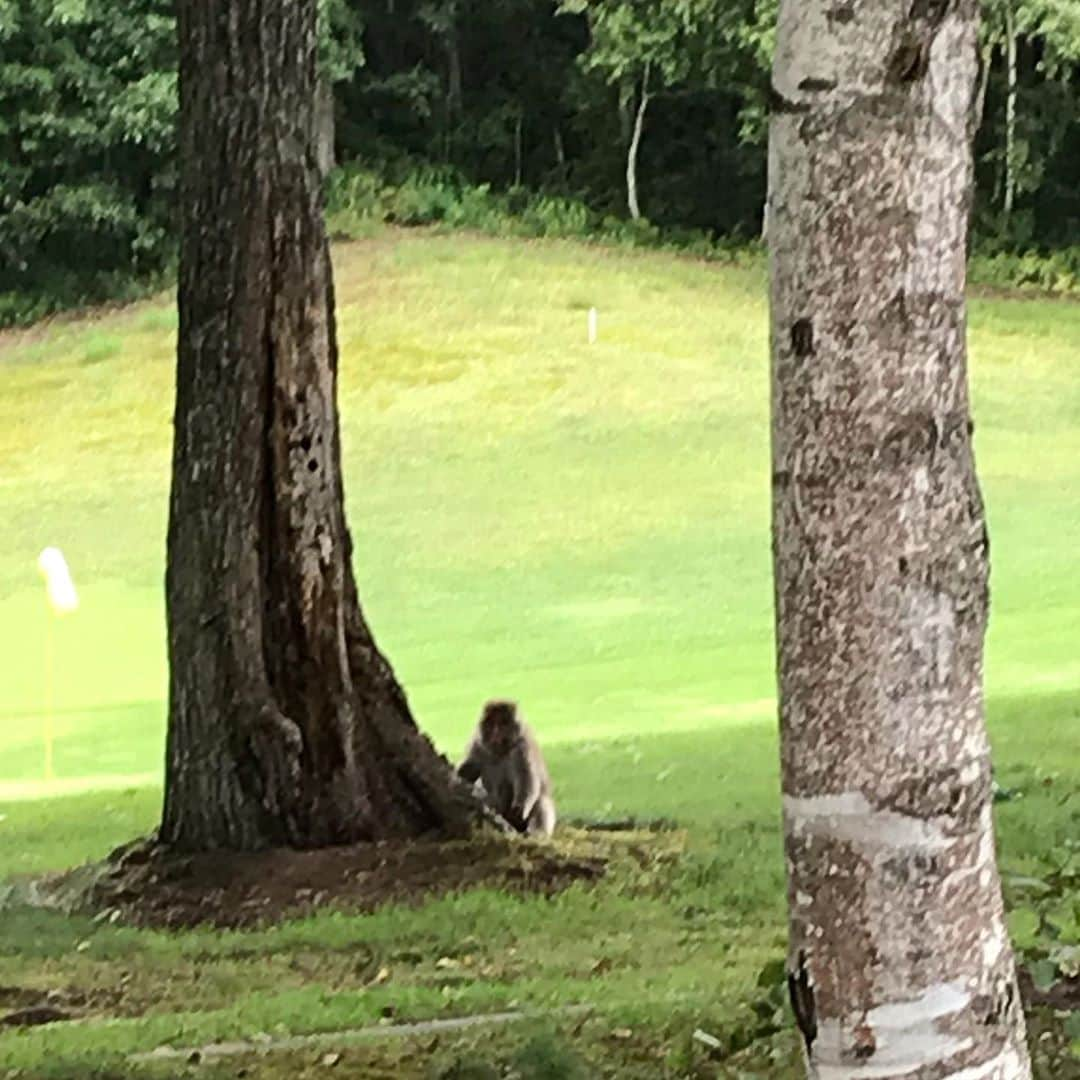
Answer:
xmin=1019 ymin=967 xmax=1080 ymax=1012
xmin=49 ymin=831 xmax=618 ymax=930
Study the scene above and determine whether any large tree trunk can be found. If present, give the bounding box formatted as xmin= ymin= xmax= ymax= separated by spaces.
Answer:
xmin=769 ymin=3 xmax=1032 ymax=1078
xmin=163 ymin=0 xmax=487 ymax=852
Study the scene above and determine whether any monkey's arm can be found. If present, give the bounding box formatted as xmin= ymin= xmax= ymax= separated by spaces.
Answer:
xmin=458 ymin=758 xmax=482 ymax=783
xmin=511 ymin=747 xmax=543 ymax=821
xmin=457 ymin=740 xmax=484 ymax=783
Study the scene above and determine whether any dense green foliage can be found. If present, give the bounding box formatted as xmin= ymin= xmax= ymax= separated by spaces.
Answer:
xmin=2 ymin=0 xmax=1080 ymax=321
xmin=0 ymin=0 xmax=177 ymax=322
xmin=975 ymin=0 xmax=1080 ymax=246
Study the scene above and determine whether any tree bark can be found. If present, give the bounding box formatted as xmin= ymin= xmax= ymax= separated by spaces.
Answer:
xmin=163 ymin=0 xmax=488 ymax=852
xmin=553 ymin=125 xmax=567 ymax=186
xmin=514 ymin=109 xmax=524 ymax=188
xmin=1003 ymin=3 xmax=1017 ymax=215
xmin=618 ymin=78 xmax=633 ymax=147
xmin=446 ymin=18 xmax=463 ymax=128
xmin=974 ymin=42 xmax=993 ymax=135
xmin=315 ymin=75 xmax=336 ymax=179
xmin=626 ymin=64 xmax=650 ymax=221
xmin=436 ymin=20 xmax=464 ymax=163
xmin=768 ymin=2 xmax=1032 ymax=1078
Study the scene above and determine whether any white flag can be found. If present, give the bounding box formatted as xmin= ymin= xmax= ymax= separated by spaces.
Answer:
xmin=37 ymin=547 xmax=79 ymax=615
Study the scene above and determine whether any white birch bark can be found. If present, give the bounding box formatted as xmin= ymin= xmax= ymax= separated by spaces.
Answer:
xmin=315 ymin=76 xmax=336 ymax=179
xmin=768 ymin=2 xmax=1032 ymax=1077
xmin=626 ymin=64 xmax=650 ymax=221
xmin=1003 ymin=4 xmax=1017 ymax=215
xmin=974 ymin=44 xmax=992 ymax=135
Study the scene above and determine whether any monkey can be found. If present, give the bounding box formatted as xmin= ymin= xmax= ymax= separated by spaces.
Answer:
xmin=458 ymin=699 xmax=556 ymax=837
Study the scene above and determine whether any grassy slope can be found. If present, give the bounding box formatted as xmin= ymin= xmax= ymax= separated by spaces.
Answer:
xmin=0 ymin=231 xmax=1078 ymax=1076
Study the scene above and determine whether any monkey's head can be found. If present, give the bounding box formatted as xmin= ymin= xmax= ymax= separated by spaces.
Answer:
xmin=479 ymin=699 xmax=521 ymax=756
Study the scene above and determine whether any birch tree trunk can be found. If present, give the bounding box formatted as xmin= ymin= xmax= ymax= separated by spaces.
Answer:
xmin=1003 ymin=4 xmax=1018 ymax=215
xmin=315 ymin=76 xmax=336 ymax=179
xmin=447 ymin=26 xmax=463 ymax=119
xmin=626 ymin=64 xmax=650 ymax=221
xmin=164 ymin=0 xmax=487 ymax=852
xmin=514 ymin=109 xmax=524 ymax=188
xmin=974 ymin=43 xmax=993 ymax=136
xmin=768 ymin=2 xmax=1032 ymax=1077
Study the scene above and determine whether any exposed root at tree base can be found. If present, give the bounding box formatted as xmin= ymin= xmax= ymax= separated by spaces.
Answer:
xmin=27 ymin=825 xmax=681 ymax=930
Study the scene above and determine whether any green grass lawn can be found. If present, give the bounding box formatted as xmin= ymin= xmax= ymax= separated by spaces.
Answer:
xmin=0 ymin=230 xmax=1078 ymax=1078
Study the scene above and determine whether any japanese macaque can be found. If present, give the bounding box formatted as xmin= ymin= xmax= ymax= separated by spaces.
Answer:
xmin=458 ymin=699 xmax=556 ymax=837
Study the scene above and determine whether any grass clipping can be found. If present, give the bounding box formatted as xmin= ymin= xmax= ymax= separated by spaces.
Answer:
xmin=9 ymin=823 xmax=685 ymax=930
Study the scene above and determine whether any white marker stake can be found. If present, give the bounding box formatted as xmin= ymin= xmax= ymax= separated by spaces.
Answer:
xmin=588 ymin=307 xmax=598 ymax=344
xmin=37 ymin=547 xmax=78 ymax=781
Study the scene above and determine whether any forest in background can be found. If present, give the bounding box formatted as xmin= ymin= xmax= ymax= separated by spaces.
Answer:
xmin=2 ymin=0 xmax=1080 ymax=324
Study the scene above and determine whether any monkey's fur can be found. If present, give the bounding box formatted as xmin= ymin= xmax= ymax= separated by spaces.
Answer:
xmin=458 ymin=700 xmax=556 ymax=837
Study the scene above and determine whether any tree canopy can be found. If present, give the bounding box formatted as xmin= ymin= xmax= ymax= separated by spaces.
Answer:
xmin=3 ymin=0 xmax=1080 ymax=320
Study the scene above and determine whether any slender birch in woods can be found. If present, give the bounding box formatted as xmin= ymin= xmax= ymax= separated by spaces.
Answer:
xmin=768 ymin=2 xmax=1032 ymax=1077
xmin=163 ymin=0 xmax=486 ymax=851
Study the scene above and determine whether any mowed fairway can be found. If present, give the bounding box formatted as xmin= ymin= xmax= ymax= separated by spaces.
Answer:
xmin=0 ymin=232 xmax=782 ymax=811
xmin=1 ymin=231 xmax=1079 ymax=1076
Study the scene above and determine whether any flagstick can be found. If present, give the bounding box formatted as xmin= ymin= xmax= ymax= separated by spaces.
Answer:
xmin=44 ymin=611 xmax=55 ymax=782
xmin=37 ymin=546 xmax=78 ymax=781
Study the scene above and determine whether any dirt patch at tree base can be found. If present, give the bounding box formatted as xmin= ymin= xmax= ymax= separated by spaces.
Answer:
xmin=34 ymin=826 xmax=678 ymax=930
xmin=91 ymin=836 xmax=602 ymax=930
xmin=1019 ymin=968 xmax=1080 ymax=1012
